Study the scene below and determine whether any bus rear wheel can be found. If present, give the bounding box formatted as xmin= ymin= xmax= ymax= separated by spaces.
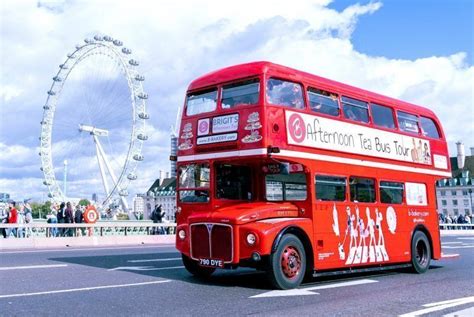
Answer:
xmin=267 ymin=234 xmax=306 ymax=289
xmin=411 ymin=231 xmax=431 ymax=274
xmin=182 ymin=254 xmax=216 ymax=278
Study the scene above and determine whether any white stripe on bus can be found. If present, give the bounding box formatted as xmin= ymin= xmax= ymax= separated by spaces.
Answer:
xmin=177 ymin=148 xmax=451 ymax=177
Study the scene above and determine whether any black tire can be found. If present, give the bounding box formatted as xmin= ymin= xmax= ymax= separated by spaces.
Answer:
xmin=182 ymin=254 xmax=216 ymax=278
xmin=267 ymin=234 xmax=306 ymax=289
xmin=411 ymin=231 xmax=431 ymax=273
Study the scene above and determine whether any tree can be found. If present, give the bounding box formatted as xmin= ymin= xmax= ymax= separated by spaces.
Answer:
xmin=30 ymin=201 xmax=51 ymax=219
xmin=79 ymin=199 xmax=90 ymax=206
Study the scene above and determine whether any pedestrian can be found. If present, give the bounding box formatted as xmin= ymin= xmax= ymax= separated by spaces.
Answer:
xmin=46 ymin=207 xmax=58 ymax=237
xmin=74 ymin=204 xmax=85 ymax=236
xmin=57 ymin=202 xmax=66 ymax=236
xmin=7 ymin=201 xmax=18 ymax=238
xmin=24 ymin=203 xmax=33 ymax=237
xmin=0 ymin=203 xmax=8 ymax=238
xmin=64 ymin=202 xmax=74 ymax=237
xmin=151 ymin=205 xmax=165 ymax=234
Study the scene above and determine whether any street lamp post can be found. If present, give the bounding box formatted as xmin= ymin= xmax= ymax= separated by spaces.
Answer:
xmin=469 ymin=188 xmax=473 ymax=214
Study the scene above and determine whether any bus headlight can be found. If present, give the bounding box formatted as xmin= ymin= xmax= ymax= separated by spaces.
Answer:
xmin=246 ymin=233 xmax=257 ymax=246
xmin=178 ymin=229 xmax=186 ymax=240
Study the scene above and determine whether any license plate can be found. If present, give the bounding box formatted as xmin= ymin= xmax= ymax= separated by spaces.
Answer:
xmin=199 ymin=258 xmax=224 ymax=268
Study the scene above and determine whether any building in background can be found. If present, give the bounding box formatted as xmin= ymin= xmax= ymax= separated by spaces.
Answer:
xmin=136 ymin=170 xmax=177 ymax=221
xmin=436 ymin=143 xmax=474 ymax=217
xmin=133 ymin=195 xmax=145 ymax=216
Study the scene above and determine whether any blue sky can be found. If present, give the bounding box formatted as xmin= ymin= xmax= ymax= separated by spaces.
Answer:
xmin=0 ymin=0 xmax=473 ymax=203
xmin=330 ymin=0 xmax=473 ymax=63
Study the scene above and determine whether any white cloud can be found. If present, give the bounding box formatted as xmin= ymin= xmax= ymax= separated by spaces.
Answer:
xmin=0 ymin=0 xmax=472 ymax=203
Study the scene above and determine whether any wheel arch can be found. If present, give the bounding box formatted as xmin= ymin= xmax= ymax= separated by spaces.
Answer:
xmin=271 ymin=226 xmax=314 ymax=274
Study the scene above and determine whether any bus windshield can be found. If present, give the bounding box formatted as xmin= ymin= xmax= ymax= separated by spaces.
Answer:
xmin=216 ymin=164 xmax=252 ymax=200
xmin=178 ymin=163 xmax=210 ymax=203
xmin=186 ymin=89 xmax=217 ymax=116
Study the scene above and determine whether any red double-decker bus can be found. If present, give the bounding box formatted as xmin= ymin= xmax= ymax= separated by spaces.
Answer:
xmin=174 ymin=61 xmax=451 ymax=289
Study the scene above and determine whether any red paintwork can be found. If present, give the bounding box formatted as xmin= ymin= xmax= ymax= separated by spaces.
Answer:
xmin=175 ymin=61 xmax=449 ymax=273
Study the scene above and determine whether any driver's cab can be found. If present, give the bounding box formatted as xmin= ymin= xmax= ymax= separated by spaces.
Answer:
xmin=177 ymin=159 xmax=310 ymax=211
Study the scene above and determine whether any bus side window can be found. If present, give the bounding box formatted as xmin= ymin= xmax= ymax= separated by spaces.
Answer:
xmin=397 ymin=111 xmax=419 ymax=134
xmin=342 ymin=96 xmax=369 ymax=123
xmin=379 ymin=181 xmax=404 ymax=204
xmin=266 ymin=78 xmax=305 ymax=109
xmin=307 ymin=88 xmax=340 ymax=117
xmin=315 ymin=175 xmax=346 ymax=201
xmin=349 ymin=177 xmax=376 ymax=202
xmin=371 ymin=103 xmax=395 ymax=129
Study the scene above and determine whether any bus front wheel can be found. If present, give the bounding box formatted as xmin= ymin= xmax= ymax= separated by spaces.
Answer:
xmin=267 ymin=234 xmax=306 ymax=289
xmin=411 ymin=231 xmax=431 ymax=274
xmin=182 ymin=254 xmax=216 ymax=278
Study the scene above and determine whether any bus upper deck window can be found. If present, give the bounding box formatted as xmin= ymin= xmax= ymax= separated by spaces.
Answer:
xmin=266 ymin=78 xmax=304 ymax=109
xmin=222 ymin=79 xmax=260 ymax=109
xmin=307 ymin=88 xmax=339 ymax=116
xmin=342 ymin=96 xmax=369 ymax=123
xmin=397 ymin=111 xmax=419 ymax=134
xmin=186 ymin=89 xmax=217 ymax=116
xmin=371 ymin=103 xmax=395 ymax=129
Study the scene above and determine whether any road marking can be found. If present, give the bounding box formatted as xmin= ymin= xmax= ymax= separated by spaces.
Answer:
xmin=443 ymin=306 xmax=474 ymax=316
xmin=457 ymin=237 xmax=474 ymax=240
xmin=0 ymin=280 xmax=171 ymax=299
xmin=399 ymin=296 xmax=474 ymax=317
xmin=442 ymin=246 xmax=474 ymax=249
xmin=128 ymin=257 xmax=181 ymax=263
xmin=250 ymin=279 xmax=378 ymax=298
xmin=0 ymin=264 xmax=68 ymax=271
xmin=441 ymin=242 xmax=462 ymax=245
xmin=0 ymin=245 xmax=175 ymax=254
xmin=108 ymin=265 xmax=184 ymax=271
xmin=440 ymin=253 xmax=460 ymax=259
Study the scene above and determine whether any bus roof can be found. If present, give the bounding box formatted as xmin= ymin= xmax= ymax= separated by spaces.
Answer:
xmin=188 ymin=61 xmax=437 ymax=119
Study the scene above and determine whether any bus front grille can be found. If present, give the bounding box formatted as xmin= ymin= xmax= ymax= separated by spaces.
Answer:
xmin=190 ymin=223 xmax=233 ymax=263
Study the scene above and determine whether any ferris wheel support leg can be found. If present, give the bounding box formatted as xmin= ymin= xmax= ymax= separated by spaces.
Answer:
xmin=94 ymin=139 xmax=110 ymax=197
xmin=94 ymin=135 xmax=136 ymax=219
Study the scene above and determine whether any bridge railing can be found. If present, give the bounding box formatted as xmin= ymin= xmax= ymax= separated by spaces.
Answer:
xmin=0 ymin=221 xmax=176 ymax=238
xmin=438 ymin=223 xmax=474 ymax=230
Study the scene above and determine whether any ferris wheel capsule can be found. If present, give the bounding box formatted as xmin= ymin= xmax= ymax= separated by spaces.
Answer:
xmin=94 ymin=35 xmax=103 ymax=41
xmin=75 ymin=44 xmax=82 ymax=50
xmin=137 ymin=92 xmax=148 ymax=99
xmin=103 ymin=35 xmax=113 ymax=42
xmin=67 ymin=53 xmax=75 ymax=58
xmin=135 ymin=74 xmax=145 ymax=81
xmin=138 ymin=112 xmax=150 ymax=119
xmin=129 ymin=59 xmax=139 ymax=66
xmin=137 ymin=133 xmax=148 ymax=141
xmin=113 ymin=39 xmax=123 ymax=46
xmin=122 ymin=47 xmax=131 ymax=54
xmin=40 ymin=167 xmax=44 ymax=171
xmin=84 ymin=38 xmax=93 ymax=44
xmin=43 ymin=105 xmax=50 ymax=110
xmin=53 ymin=76 xmax=62 ymax=82
xmin=119 ymin=189 xmax=129 ymax=196
xmin=43 ymin=180 xmax=51 ymax=186
xmin=47 ymin=90 xmax=56 ymax=96
xmin=133 ymin=154 xmax=144 ymax=161
xmin=127 ymin=173 xmax=137 ymax=180
xmin=59 ymin=64 xmax=68 ymax=69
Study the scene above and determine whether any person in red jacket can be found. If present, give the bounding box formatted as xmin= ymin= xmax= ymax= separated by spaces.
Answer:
xmin=8 ymin=201 xmax=18 ymax=237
